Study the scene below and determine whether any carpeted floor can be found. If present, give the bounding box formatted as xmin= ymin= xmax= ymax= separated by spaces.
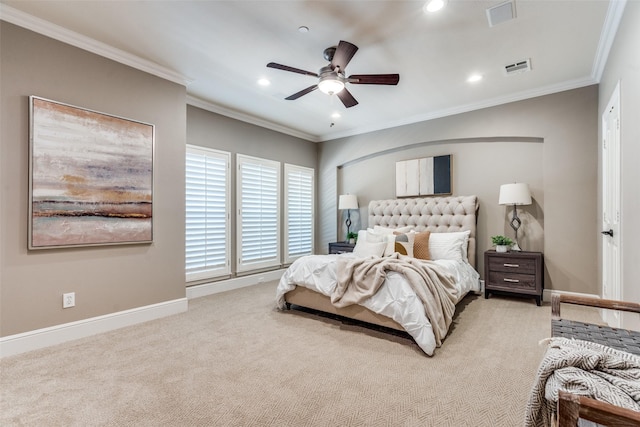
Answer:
xmin=0 ymin=281 xmax=600 ymax=426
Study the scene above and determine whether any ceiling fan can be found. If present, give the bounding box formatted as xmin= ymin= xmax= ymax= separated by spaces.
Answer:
xmin=266 ymin=40 xmax=400 ymax=108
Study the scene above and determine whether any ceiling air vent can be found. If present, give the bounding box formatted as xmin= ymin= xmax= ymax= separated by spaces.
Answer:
xmin=504 ymin=58 xmax=531 ymax=75
xmin=486 ymin=0 xmax=516 ymax=27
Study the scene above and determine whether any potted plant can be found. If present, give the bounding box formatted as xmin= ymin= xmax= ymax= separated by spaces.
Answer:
xmin=491 ymin=235 xmax=513 ymax=253
xmin=347 ymin=232 xmax=358 ymax=244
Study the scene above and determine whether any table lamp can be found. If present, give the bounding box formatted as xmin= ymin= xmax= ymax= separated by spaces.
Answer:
xmin=338 ymin=194 xmax=358 ymax=242
xmin=498 ymin=183 xmax=532 ymax=251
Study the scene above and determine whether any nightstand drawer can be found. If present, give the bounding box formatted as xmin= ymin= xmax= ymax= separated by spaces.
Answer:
xmin=488 ymin=271 xmax=537 ymax=291
xmin=484 ymin=250 xmax=544 ymax=305
xmin=488 ymin=256 xmax=537 ymax=275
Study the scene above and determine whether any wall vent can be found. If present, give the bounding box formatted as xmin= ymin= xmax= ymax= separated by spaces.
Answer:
xmin=504 ymin=58 xmax=531 ymax=75
xmin=486 ymin=1 xmax=516 ymax=27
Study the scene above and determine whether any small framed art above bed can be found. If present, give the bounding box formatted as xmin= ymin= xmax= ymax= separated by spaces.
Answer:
xmin=276 ymin=195 xmax=480 ymax=356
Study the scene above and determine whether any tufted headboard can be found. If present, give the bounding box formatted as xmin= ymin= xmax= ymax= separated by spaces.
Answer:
xmin=368 ymin=195 xmax=479 ymax=269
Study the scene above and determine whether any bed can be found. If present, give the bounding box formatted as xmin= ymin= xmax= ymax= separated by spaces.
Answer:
xmin=275 ymin=195 xmax=480 ymax=356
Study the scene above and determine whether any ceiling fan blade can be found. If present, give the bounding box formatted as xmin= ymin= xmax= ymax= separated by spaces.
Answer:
xmin=285 ymin=85 xmax=318 ymax=100
xmin=337 ymin=88 xmax=358 ymax=108
xmin=267 ymin=62 xmax=318 ymax=77
xmin=331 ymin=40 xmax=358 ymax=71
xmin=348 ymin=74 xmax=400 ymax=85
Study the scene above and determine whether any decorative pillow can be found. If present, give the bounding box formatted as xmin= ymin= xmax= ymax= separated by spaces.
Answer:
xmin=373 ymin=225 xmax=413 ymax=234
xmin=412 ymin=231 xmax=431 ymax=260
xmin=429 ymin=230 xmax=470 ymax=262
xmin=364 ymin=229 xmax=387 ymax=243
xmin=383 ymin=232 xmax=415 ymax=257
xmin=353 ymin=239 xmax=386 ymax=258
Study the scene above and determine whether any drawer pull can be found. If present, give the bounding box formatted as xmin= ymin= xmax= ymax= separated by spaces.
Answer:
xmin=503 ymin=278 xmax=520 ymax=283
xmin=503 ymin=263 xmax=520 ymax=268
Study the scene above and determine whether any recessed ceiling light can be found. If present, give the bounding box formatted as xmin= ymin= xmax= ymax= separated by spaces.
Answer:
xmin=331 ymin=112 xmax=341 ymax=119
xmin=467 ymin=74 xmax=483 ymax=83
xmin=298 ymin=26 xmax=309 ymax=33
xmin=257 ymin=78 xmax=270 ymax=86
xmin=423 ymin=0 xmax=447 ymax=13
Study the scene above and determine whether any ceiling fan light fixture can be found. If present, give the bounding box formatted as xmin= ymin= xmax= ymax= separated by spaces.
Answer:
xmin=318 ymin=78 xmax=345 ymax=95
xmin=467 ymin=74 xmax=483 ymax=83
xmin=424 ymin=0 xmax=447 ymax=13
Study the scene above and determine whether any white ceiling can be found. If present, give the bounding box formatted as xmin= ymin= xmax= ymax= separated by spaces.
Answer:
xmin=1 ymin=1 xmax=621 ymax=142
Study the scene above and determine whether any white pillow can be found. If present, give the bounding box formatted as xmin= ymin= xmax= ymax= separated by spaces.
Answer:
xmin=429 ymin=230 xmax=470 ymax=262
xmin=373 ymin=225 xmax=413 ymax=234
xmin=364 ymin=229 xmax=387 ymax=243
xmin=353 ymin=239 xmax=386 ymax=258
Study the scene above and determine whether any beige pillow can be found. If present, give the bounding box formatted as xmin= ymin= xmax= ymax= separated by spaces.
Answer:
xmin=412 ymin=231 xmax=431 ymax=260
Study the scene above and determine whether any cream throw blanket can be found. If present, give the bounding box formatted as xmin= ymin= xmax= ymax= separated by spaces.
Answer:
xmin=333 ymin=253 xmax=458 ymax=346
xmin=524 ymin=337 xmax=640 ymax=427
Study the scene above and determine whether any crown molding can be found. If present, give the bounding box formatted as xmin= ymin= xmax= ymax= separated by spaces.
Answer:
xmin=0 ymin=4 xmax=191 ymax=87
xmin=591 ymin=0 xmax=627 ymax=82
xmin=186 ymin=95 xmax=319 ymax=142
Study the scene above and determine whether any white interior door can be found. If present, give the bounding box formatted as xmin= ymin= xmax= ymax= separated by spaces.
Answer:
xmin=601 ymin=82 xmax=622 ymax=327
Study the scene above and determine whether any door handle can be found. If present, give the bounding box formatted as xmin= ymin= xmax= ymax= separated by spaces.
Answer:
xmin=601 ymin=229 xmax=614 ymax=237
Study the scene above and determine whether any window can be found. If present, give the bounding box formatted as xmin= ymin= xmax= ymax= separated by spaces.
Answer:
xmin=284 ymin=164 xmax=314 ymax=263
xmin=236 ymin=154 xmax=280 ymax=272
xmin=185 ymin=146 xmax=230 ymax=281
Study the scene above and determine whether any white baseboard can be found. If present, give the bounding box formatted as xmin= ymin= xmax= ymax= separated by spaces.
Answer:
xmin=542 ymin=289 xmax=600 ymax=302
xmin=186 ymin=269 xmax=285 ymax=300
xmin=0 ymin=297 xmax=188 ymax=358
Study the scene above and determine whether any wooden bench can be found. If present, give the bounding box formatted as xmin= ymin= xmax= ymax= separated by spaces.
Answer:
xmin=551 ymin=293 xmax=640 ymax=426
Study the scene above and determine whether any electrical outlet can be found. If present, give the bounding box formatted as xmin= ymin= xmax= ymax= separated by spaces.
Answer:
xmin=63 ymin=292 xmax=75 ymax=308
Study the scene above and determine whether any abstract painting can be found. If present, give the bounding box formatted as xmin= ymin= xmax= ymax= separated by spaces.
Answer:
xmin=29 ymin=96 xmax=154 ymax=249
xmin=396 ymin=155 xmax=451 ymax=197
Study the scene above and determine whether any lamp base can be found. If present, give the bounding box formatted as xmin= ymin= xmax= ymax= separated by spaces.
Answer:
xmin=511 ymin=242 xmax=522 ymax=251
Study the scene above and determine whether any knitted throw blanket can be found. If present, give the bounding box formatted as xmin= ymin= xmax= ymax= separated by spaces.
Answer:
xmin=524 ymin=337 xmax=640 ymax=427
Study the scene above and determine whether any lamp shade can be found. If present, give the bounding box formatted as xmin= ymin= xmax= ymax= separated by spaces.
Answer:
xmin=338 ymin=194 xmax=358 ymax=210
xmin=498 ymin=183 xmax=532 ymax=205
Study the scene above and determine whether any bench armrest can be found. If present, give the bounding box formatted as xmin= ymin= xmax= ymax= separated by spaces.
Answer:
xmin=551 ymin=293 xmax=640 ymax=320
xmin=557 ymin=390 xmax=640 ymax=426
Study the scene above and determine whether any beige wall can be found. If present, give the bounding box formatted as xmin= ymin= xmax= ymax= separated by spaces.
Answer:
xmin=598 ymin=1 xmax=640 ymax=328
xmin=319 ymin=86 xmax=599 ymax=294
xmin=186 ymin=105 xmax=317 ymax=277
xmin=339 ymin=139 xmax=544 ymax=266
xmin=0 ymin=23 xmax=187 ymax=336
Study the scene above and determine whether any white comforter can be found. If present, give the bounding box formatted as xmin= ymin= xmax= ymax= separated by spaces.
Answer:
xmin=275 ymin=253 xmax=480 ymax=355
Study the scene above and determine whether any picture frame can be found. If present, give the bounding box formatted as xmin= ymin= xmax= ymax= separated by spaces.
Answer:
xmin=396 ymin=154 xmax=451 ymax=197
xmin=28 ymin=96 xmax=154 ymax=249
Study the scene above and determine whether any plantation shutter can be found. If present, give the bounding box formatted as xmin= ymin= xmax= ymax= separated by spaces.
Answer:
xmin=185 ymin=146 xmax=230 ymax=281
xmin=237 ymin=155 xmax=280 ymax=272
xmin=284 ymin=164 xmax=314 ymax=263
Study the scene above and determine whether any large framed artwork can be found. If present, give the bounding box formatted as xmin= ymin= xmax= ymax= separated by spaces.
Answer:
xmin=396 ymin=154 xmax=451 ymax=197
xmin=28 ymin=96 xmax=154 ymax=249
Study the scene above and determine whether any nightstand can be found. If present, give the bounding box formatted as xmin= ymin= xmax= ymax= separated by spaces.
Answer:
xmin=484 ymin=250 xmax=544 ymax=306
xmin=329 ymin=242 xmax=355 ymax=254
